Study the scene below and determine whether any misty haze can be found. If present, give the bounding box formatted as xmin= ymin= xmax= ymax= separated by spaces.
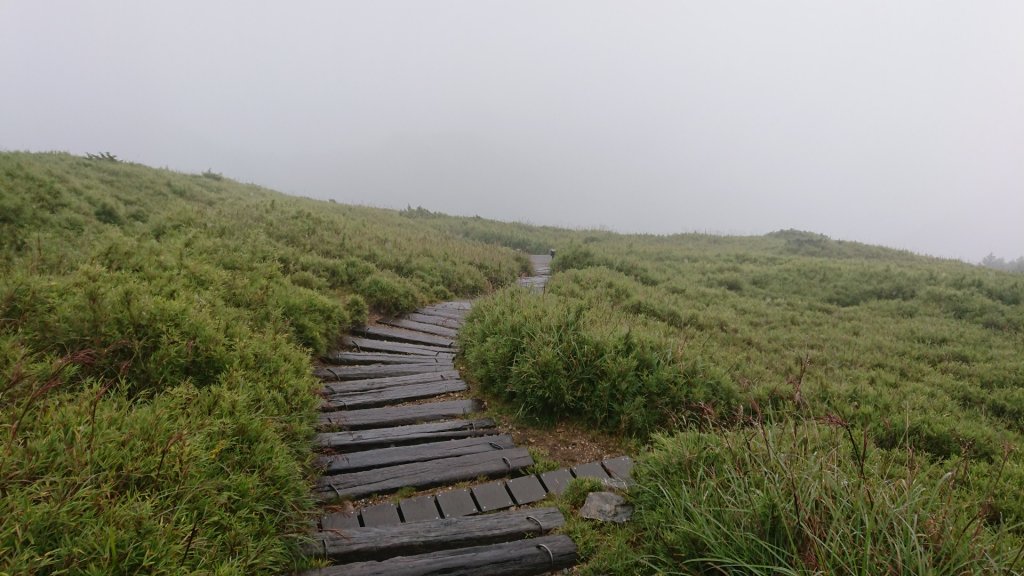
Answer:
xmin=2 ymin=1 xmax=1022 ymax=262
xmin=3 ymin=3 xmax=1024 ymax=575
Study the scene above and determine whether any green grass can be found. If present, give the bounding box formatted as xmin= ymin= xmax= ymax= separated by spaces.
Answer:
xmin=571 ymin=420 xmax=1024 ymax=575
xmin=0 ymin=152 xmax=523 ymax=574
xmin=457 ymin=229 xmax=1024 ymax=573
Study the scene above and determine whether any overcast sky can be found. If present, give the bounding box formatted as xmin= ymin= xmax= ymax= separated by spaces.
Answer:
xmin=2 ymin=2 xmax=1022 ymax=262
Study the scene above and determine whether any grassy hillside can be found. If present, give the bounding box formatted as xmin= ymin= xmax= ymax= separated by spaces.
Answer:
xmin=0 ymin=152 xmax=523 ymax=574
xmin=459 ymin=230 xmax=1024 ymax=573
xmin=4 ymin=151 xmax=1022 ymax=574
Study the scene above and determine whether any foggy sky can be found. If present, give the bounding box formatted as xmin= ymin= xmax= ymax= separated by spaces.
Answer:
xmin=2 ymin=1 xmax=1022 ymax=262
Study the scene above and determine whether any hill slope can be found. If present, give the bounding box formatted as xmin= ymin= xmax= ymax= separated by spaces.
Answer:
xmin=456 ymin=229 xmax=1024 ymax=573
xmin=0 ymin=152 xmax=523 ymax=574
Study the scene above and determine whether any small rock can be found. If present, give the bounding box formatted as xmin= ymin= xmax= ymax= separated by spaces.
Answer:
xmin=579 ymin=491 xmax=634 ymax=523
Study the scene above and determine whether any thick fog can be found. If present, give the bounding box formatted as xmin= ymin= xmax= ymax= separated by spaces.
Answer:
xmin=2 ymin=1 xmax=1022 ymax=262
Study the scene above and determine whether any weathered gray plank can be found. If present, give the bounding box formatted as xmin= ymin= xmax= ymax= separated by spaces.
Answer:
xmin=317 ymin=435 xmax=514 ymax=475
xmin=304 ymin=507 xmax=565 ymax=562
xmin=602 ymin=456 xmax=634 ymax=481
xmin=471 ymin=481 xmax=513 ymax=512
xmin=353 ymin=325 xmax=454 ymax=348
xmin=506 ymin=475 xmax=547 ymax=505
xmin=314 ymin=419 xmax=496 ymax=452
xmin=322 ymin=370 xmax=462 ymax=395
xmin=361 ymin=502 xmax=401 ymax=527
xmin=414 ymin=307 xmax=467 ymax=321
xmin=315 ymin=363 xmax=454 ymax=381
xmin=322 ymin=351 xmax=455 ymax=365
xmin=572 ymin=462 xmax=611 ymax=481
xmin=304 ymin=534 xmax=577 ymax=576
xmin=405 ymin=313 xmax=462 ymax=329
xmin=432 ymin=300 xmax=473 ymax=310
xmin=343 ymin=335 xmax=453 ymax=356
xmin=321 ymin=379 xmax=467 ymax=410
xmin=540 ymin=469 xmax=573 ymax=495
xmin=314 ymin=447 xmax=533 ymax=501
xmin=321 ymin=510 xmax=360 ymax=531
xmin=399 ymin=495 xmax=441 ymax=523
xmin=436 ymin=488 xmax=477 ymax=518
xmin=317 ymin=399 xmax=484 ymax=431
xmin=379 ymin=318 xmax=460 ymax=339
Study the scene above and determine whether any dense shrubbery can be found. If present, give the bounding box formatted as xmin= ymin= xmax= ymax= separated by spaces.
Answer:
xmin=0 ymin=152 xmax=521 ymax=574
xmin=459 ymin=288 xmax=738 ymax=436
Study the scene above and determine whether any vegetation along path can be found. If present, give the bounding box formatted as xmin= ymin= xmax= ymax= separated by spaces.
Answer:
xmin=298 ymin=256 xmax=632 ymax=576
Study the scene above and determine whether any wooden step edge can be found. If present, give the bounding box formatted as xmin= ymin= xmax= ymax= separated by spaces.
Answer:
xmin=299 ymin=534 xmax=577 ymax=576
xmin=302 ymin=507 xmax=565 ymax=562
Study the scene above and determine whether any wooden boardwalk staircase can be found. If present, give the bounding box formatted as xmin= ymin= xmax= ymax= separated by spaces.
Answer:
xmin=297 ymin=256 xmax=632 ymax=575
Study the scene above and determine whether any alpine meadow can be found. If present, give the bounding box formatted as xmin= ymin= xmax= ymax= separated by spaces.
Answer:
xmin=2 ymin=152 xmax=1024 ymax=574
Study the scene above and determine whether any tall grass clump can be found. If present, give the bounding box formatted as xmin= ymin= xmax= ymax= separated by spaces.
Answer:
xmin=0 ymin=152 xmax=523 ymax=574
xmin=584 ymin=419 xmax=1023 ymax=575
xmin=459 ymin=287 xmax=738 ymax=436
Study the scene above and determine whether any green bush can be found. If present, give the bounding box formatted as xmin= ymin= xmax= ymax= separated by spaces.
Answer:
xmin=459 ymin=288 xmax=738 ymax=436
xmin=360 ymin=272 xmax=422 ymax=316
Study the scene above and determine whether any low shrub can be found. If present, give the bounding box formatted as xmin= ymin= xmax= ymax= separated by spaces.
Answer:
xmin=459 ymin=288 xmax=738 ymax=436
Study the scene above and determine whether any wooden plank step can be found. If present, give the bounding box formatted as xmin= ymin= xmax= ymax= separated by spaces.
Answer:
xmin=432 ymin=300 xmax=473 ymax=310
xmin=303 ymin=507 xmax=565 ymax=563
xmin=303 ymin=534 xmax=577 ymax=576
xmin=343 ymin=335 xmax=453 ymax=356
xmin=353 ymin=326 xmax=454 ymax=348
xmin=322 ymin=351 xmax=455 ymax=365
xmin=321 ymin=379 xmax=467 ymax=410
xmin=318 ymin=435 xmax=515 ymax=475
xmin=314 ymin=419 xmax=496 ymax=452
xmin=405 ymin=313 xmax=462 ymax=329
xmin=414 ymin=307 xmax=467 ymax=321
xmin=315 ymin=363 xmax=454 ymax=381
xmin=379 ymin=318 xmax=460 ymax=338
xmin=322 ymin=371 xmax=462 ymax=395
xmin=317 ymin=399 xmax=484 ymax=431
xmin=313 ymin=447 xmax=533 ymax=501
